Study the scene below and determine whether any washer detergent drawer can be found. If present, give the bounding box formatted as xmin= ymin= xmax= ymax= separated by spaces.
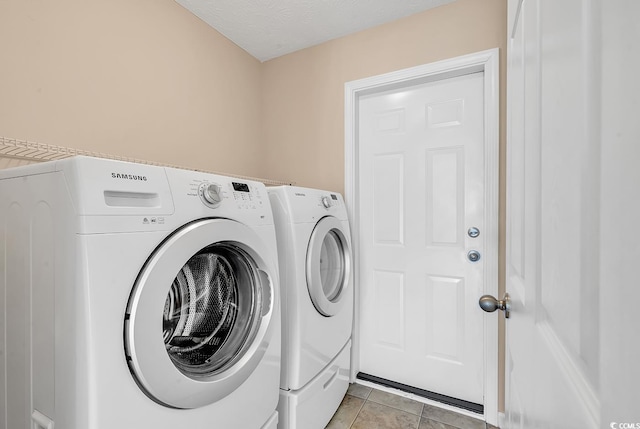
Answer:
xmin=279 ymin=341 xmax=351 ymax=429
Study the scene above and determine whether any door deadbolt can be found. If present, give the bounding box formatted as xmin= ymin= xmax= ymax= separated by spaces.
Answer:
xmin=467 ymin=250 xmax=481 ymax=262
xmin=479 ymin=293 xmax=511 ymax=318
xmin=468 ymin=227 xmax=480 ymax=238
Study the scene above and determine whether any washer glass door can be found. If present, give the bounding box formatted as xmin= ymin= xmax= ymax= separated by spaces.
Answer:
xmin=125 ymin=219 xmax=276 ymax=409
xmin=163 ymin=243 xmax=261 ymax=378
xmin=306 ymin=216 xmax=351 ymax=316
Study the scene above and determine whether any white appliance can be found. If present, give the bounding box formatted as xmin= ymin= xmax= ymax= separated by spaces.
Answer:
xmin=268 ymin=186 xmax=353 ymax=429
xmin=0 ymin=156 xmax=281 ymax=429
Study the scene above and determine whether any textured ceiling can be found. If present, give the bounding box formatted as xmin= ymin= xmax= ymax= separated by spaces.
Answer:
xmin=175 ymin=0 xmax=456 ymax=62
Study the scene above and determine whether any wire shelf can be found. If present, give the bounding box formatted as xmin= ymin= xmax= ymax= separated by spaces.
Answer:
xmin=0 ymin=136 xmax=292 ymax=186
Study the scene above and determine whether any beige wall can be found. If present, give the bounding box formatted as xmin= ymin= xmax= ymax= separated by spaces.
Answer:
xmin=261 ymin=0 xmax=508 ymax=410
xmin=261 ymin=0 xmax=507 ymax=193
xmin=0 ymin=0 xmax=266 ymax=178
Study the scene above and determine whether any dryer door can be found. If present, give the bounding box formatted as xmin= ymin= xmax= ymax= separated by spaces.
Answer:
xmin=306 ymin=216 xmax=352 ymax=316
xmin=124 ymin=219 xmax=277 ymax=409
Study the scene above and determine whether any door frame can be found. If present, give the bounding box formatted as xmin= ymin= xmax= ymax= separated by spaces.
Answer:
xmin=344 ymin=48 xmax=499 ymax=425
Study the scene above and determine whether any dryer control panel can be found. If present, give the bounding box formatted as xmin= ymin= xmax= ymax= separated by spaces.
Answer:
xmin=268 ymin=186 xmax=348 ymax=223
xmin=320 ymin=193 xmax=341 ymax=210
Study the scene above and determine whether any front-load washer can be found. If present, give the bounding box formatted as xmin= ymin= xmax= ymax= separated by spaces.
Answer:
xmin=268 ymin=186 xmax=353 ymax=429
xmin=0 ymin=156 xmax=281 ymax=429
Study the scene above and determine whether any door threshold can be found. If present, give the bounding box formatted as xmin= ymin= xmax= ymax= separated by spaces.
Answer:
xmin=356 ymin=372 xmax=484 ymax=414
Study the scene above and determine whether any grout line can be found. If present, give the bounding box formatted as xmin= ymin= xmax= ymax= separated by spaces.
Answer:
xmin=366 ymin=396 xmax=425 ymax=418
xmin=352 ymin=397 xmax=426 ymax=429
xmin=348 ymin=395 xmax=367 ymax=429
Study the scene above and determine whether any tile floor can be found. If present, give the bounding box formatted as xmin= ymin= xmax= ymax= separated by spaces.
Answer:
xmin=326 ymin=383 xmax=498 ymax=429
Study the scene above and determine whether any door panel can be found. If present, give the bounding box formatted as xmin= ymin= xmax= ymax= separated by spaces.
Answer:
xmin=373 ymin=270 xmax=405 ymax=349
xmin=425 ymin=275 xmax=465 ymax=362
xmin=426 ymin=147 xmax=464 ymax=246
xmin=358 ymin=72 xmax=485 ymax=404
xmin=372 ymin=154 xmax=404 ymax=244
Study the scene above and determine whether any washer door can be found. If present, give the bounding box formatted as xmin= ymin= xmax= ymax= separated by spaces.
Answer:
xmin=125 ymin=219 xmax=276 ymax=409
xmin=306 ymin=216 xmax=351 ymax=316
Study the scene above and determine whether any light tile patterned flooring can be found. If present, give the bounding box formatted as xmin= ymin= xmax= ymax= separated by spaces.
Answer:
xmin=326 ymin=383 xmax=498 ymax=429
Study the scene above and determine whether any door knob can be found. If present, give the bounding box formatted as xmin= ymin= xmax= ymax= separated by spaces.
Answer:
xmin=479 ymin=293 xmax=510 ymax=318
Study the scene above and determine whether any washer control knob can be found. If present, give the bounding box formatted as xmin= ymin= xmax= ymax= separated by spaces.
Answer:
xmin=202 ymin=183 xmax=222 ymax=206
xmin=322 ymin=196 xmax=331 ymax=209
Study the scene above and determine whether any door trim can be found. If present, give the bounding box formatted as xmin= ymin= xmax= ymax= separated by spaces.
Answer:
xmin=344 ymin=48 xmax=499 ymax=426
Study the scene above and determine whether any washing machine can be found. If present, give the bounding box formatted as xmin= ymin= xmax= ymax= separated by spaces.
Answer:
xmin=0 ymin=156 xmax=281 ymax=429
xmin=268 ymin=186 xmax=353 ymax=429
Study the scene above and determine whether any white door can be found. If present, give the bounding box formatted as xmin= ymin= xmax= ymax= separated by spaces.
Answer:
xmin=504 ymin=0 xmax=602 ymax=426
xmin=599 ymin=0 xmax=640 ymax=424
xmin=358 ymin=72 xmax=485 ymax=405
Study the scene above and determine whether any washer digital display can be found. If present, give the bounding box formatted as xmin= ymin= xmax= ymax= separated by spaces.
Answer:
xmin=232 ymin=182 xmax=250 ymax=192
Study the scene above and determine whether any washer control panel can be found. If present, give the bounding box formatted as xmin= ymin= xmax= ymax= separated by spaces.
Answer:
xmin=230 ymin=181 xmax=264 ymax=210
xmin=192 ymin=179 xmax=265 ymax=211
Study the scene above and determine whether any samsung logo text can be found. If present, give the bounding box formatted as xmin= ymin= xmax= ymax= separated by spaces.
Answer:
xmin=111 ymin=173 xmax=148 ymax=181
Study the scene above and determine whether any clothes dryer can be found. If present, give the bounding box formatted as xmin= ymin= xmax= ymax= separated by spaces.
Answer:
xmin=0 ymin=156 xmax=280 ymax=429
xmin=268 ymin=186 xmax=353 ymax=429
